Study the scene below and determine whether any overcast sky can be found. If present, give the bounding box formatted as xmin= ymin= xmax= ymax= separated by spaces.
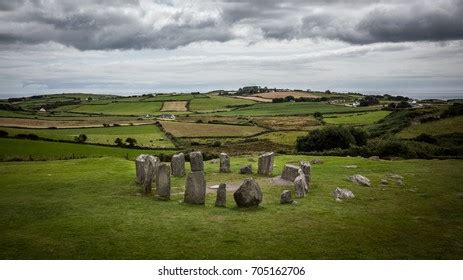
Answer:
xmin=1 ymin=0 xmax=463 ymax=97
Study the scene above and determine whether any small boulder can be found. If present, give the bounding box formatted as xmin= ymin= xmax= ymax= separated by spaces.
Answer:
xmin=345 ymin=165 xmax=358 ymax=169
xmin=368 ymin=156 xmax=380 ymax=160
xmin=348 ymin=174 xmax=371 ymax=187
xmin=281 ymin=164 xmax=300 ymax=182
xmin=233 ymin=178 xmax=263 ymax=207
xmin=280 ymin=190 xmax=293 ymax=204
xmin=311 ymin=158 xmax=324 ymax=164
xmin=240 ymin=164 xmax=253 ymax=174
xmin=333 ymin=187 xmax=355 ymax=201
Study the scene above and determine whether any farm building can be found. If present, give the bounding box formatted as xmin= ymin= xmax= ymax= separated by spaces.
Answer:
xmin=158 ymin=114 xmax=176 ymax=120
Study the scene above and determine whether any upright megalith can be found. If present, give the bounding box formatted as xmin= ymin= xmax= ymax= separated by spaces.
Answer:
xmin=171 ymin=152 xmax=185 ymax=177
xmin=281 ymin=164 xmax=300 ymax=182
xmin=258 ymin=152 xmax=274 ymax=176
xmin=233 ymin=178 xmax=263 ymax=207
xmin=294 ymin=173 xmax=308 ymax=197
xmin=189 ymin=151 xmax=204 ymax=172
xmin=142 ymin=156 xmax=160 ymax=195
xmin=135 ymin=154 xmax=149 ymax=184
xmin=184 ymin=171 xmax=206 ymax=204
xmin=219 ymin=153 xmax=230 ymax=173
xmin=299 ymin=161 xmax=311 ymax=182
xmin=156 ymin=163 xmax=171 ymax=200
xmin=215 ymin=183 xmax=227 ymax=207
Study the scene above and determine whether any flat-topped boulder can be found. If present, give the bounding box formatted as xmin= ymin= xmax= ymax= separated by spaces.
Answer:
xmin=184 ymin=171 xmax=206 ymax=204
xmin=171 ymin=152 xmax=185 ymax=177
xmin=219 ymin=153 xmax=230 ymax=173
xmin=234 ymin=178 xmax=263 ymax=207
xmin=189 ymin=151 xmax=204 ymax=172
xmin=281 ymin=164 xmax=300 ymax=182
xmin=258 ymin=152 xmax=274 ymax=176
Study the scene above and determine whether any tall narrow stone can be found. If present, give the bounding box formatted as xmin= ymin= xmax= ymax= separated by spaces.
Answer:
xmin=189 ymin=151 xmax=204 ymax=171
xmin=171 ymin=152 xmax=185 ymax=176
xmin=135 ymin=154 xmax=149 ymax=184
xmin=294 ymin=174 xmax=308 ymax=198
xmin=156 ymin=163 xmax=171 ymax=200
xmin=258 ymin=152 xmax=274 ymax=176
xmin=299 ymin=161 xmax=311 ymax=182
xmin=184 ymin=171 xmax=206 ymax=204
xmin=219 ymin=153 xmax=230 ymax=173
xmin=281 ymin=164 xmax=300 ymax=182
xmin=215 ymin=183 xmax=227 ymax=207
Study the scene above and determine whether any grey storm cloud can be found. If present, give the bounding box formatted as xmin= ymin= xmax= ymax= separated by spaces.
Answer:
xmin=0 ymin=0 xmax=462 ymax=50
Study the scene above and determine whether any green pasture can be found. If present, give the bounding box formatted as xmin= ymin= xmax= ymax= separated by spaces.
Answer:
xmin=398 ymin=116 xmax=463 ymax=138
xmin=0 ymin=138 xmax=177 ymax=161
xmin=71 ymin=102 xmax=163 ymax=115
xmin=324 ymin=111 xmax=391 ymax=125
xmin=189 ymin=96 xmax=256 ymax=112
xmin=211 ymin=102 xmax=377 ymax=116
xmin=256 ymin=131 xmax=308 ymax=146
xmin=0 ymin=124 xmax=175 ymax=148
xmin=0 ymin=155 xmax=461 ymax=259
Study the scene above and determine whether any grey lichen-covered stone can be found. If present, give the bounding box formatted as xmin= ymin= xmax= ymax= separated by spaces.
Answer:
xmin=280 ymin=190 xmax=293 ymax=204
xmin=219 ymin=153 xmax=230 ymax=173
xmin=310 ymin=158 xmax=324 ymax=164
xmin=184 ymin=171 xmax=206 ymax=204
xmin=348 ymin=174 xmax=371 ymax=187
xmin=258 ymin=152 xmax=274 ymax=176
xmin=299 ymin=161 xmax=311 ymax=181
xmin=215 ymin=183 xmax=227 ymax=207
xmin=233 ymin=178 xmax=263 ymax=207
xmin=156 ymin=163 xmax=171 ymax=200
xmin=333 ymin=187 xmax=355 ymax=201
xmin=135 ymin=154 xmax=149 ymax=184
xmin=240 ymin=164 xmax=253 ymax=174
xmin=281 ymin=164 xmax=300 ymax=182
xmin=294 ymin=174 xmax=308 ymax=197
xmin=171 ymin=152 xmax=185 ymax=177
xmin=142 ymin=156 xmax=160 ymax=195
xmin=189 ymin=151 xmax=204 ymax=171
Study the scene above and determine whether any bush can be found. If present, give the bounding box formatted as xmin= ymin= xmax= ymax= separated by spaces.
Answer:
xmin=125 ymin=137 xmax=137 ymax=148
xmin=211 ymin=141 xmax=222 ymax=147
xmin=16 ymin=133 xmax=39 ymax=140
xmin=413 ymin=133 xmax=438 ymax=144
xmin=114 ymin=137 xmax=124 ymax=147
xmin=0 ymin=130 xmax=8 ymax=137
xmin=349 ymin=127 xmax=368 ymax=146
xmin=359 ymin=96 xmax=380 ymax=107
xmin=196 ymin=119 xmax=203 ymax=123
xmin=296 ymin=126 xmax=357 ymax=152
xmin=75 ymin=134 xmax=87 ymax=143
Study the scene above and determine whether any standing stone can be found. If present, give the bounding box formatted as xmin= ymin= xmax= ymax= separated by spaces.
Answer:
xmin=184 ymin=171 xmax=206 ymax=204
xmin=240 ymin=164 xmax=253 ymax=174
xmin=294 ymin=174 xmax=307 ymax=197
xmin=233 ymin=178 xmax=263 ymax=207
xmin=215 ymin=183 xmax=227 ymax=207
xmin=142 ymin=158 xmax=157 ymax=194
xmin=219 ymin=153 xmax=230 ymax=173
xmin=189 ymin=151 xmax=204 ymax=171
xmin=299 ymin=161 xmax=311 ymax=182
xmin=280 ymin=190 xmax=293 ymax=204
xmin=171 ymin=152 xmax=185 ymax=177
xmin=281 ymin=164 xmax=300 ymax=182
xmin=135 ymin=154 xmax=149 ymax=184
xmin=156 ymin=163 xmax=171 ymax=200
xmin=258 ymin=152 xmax=274 ymax=176
xmin=145 ymin=155 xmax=161 ymax=183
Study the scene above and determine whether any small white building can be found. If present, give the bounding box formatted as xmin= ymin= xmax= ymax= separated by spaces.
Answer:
xmin=39 ymin=107 xmax=46 ymax=112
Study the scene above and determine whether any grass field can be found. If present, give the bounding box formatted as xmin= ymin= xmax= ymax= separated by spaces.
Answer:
xmin=189 ymin=96 xmax=256 ymax=112
xmin=160 ymin=121 xmax=266 ymax=138
xmin=143 ymin=94 xmax=206 ymax=102
xmin=254 ymin=91 xmax=318 ymax=99
xmin=71 ymin=102 xmax=163 ymax=115
xmin=324 ymin=111 xmax=391 ymax=125
xmin=0 ymin=138 xmax=177 ymax=161
xmin=212 ymin=102 xmax=376 ymax=116
xmin=398 ymin=116 xmax=463 ymax=138
xmin=256 ymin=131 xmax=309 ymax=146
xmin=0 ymin=117 xmax=154 ymax=128
xmin=0 ymin=125 xmax=175 ymax=148
xmin=0 ymin=155 xmax=461 ymax=259
xmin=160 ymin=101 xmax=188 ymax=112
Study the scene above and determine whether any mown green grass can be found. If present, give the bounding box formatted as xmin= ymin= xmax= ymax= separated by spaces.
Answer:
xmin=0 ymin=125 xmax=174 ymax=148
xmin=71 ymin=102 xmax=163 ymax=115
xmin=0 ymin=155 xmax=462 ymax=259
xmin=211 ymin=102 xmax=377 ymax=116
xmin=324 ymin=111 xmax=391 ymax=125
xmin=398 ymin=116 xmax=463 ymax=138
xmin=189 ymin=96 xmax=256 ymax=112
xmin=0 ymin=138 xmax=177 ymax=161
